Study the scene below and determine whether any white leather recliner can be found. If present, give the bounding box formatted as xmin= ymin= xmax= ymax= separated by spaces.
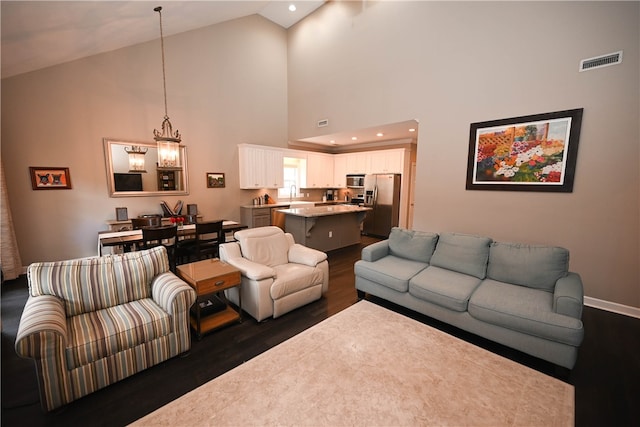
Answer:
xmin=219 ymin=226 xmax=329 ymax=322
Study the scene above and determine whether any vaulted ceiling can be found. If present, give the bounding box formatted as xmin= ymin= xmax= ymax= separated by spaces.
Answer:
xmin=1 ymin=1 xmax=325 ymax=78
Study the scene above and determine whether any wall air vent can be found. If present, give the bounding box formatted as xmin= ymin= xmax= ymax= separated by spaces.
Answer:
xmin=317 ymin=119 xmax=329 ymax=127
xmin=579 ymin=51 xmax=623 ymax=72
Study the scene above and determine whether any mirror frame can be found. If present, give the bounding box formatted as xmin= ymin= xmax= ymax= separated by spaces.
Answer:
xmin=103 ymin=137 xmax=189 ymax=197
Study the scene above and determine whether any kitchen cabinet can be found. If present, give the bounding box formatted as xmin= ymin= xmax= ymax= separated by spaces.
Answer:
xmin=333 ymin=155 xmax=347 ymax=188
xmin=240 ymin=207 xmax=272 ymax=228
xmin=238 ymin=144 xmax=284 ymax=189
xmin=344 ymin=153 xmax=368 ymax=174
xmin=367 ymin=149 xmax=405 ymax=174
xmin=306 ymin=152 xmax=334 ymax=188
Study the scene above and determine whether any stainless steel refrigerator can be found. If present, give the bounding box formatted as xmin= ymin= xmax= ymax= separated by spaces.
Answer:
xmin=363 ymin=174 xmax=401 ymax=238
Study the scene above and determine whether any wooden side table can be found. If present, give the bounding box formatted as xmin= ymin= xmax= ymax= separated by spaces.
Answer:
xmin=176 ymin=259 xmax=242 ymax=340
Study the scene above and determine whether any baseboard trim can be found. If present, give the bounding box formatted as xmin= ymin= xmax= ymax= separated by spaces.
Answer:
xmin=584 ymin=296 xmax=640 ymax=319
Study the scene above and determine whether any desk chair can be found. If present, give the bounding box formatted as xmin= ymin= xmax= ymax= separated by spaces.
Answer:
xmin=141 ymin=225 xmax=178 ymax=272
xmin=180 ymin=220 xmax=224 ymax=262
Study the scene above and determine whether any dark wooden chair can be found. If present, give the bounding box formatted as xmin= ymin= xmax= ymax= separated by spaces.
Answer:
xmin=180 ymin=220 xmax=224 ymax=262
xmin=141 ymin=225 xmax=178 ymax=272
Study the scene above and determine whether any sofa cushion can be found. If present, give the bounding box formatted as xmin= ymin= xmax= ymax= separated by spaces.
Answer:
xmin=28 ymin=247 xmax=168 ymax=316
xmin=388 ymin=227 xmax=439 ymax=263
xmin=487 ymin=242 xmax=569 ymax=291
xmin=354 ymin=256 xmax=428 ymax=293
xmin=270 ymin=264 xmax=323 ymax=300
xmin=236 ymin=228 xmax=290 ymax=267
xmin=429 ymin=233 xmax=492 ymax=279
xmin=409 ymin=266 xmax=482 ymax=312
xmin=65 ymin=298 xmax=171 ymax=369
xmin=468 ymin=279 xmax=584 ymax=346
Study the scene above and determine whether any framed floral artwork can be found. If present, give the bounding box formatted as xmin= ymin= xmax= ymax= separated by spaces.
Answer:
xmin=466 ymin=108 xmax=583 ymax=192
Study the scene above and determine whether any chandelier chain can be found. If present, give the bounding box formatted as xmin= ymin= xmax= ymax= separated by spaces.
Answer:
xmin=156 ymin=7 xmax=169 ymax=119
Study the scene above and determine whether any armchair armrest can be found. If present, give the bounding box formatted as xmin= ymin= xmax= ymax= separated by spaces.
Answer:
xmin=15 ymin=295 xmax=67 ymax=359
xmin=288 ymin=244 xmax=327 ymax=267
xmin=553 ymin=272 xmax=584 ymax=319
xmin=152 ymin=271 xmax=197 ymax=315
xmin=361 ymin=239 xmax=390 ymax=262
xmin=224 ymin=257 xmax=276 ymax=281
xmin=220 ymin=241 xmax=276 ymax=280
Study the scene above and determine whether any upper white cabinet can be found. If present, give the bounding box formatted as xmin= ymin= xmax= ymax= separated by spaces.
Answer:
xmin=238 ymin=144 xmax=284 ymax=189
xmin=338 ymin=149 xmax=406 ymax=175
xmin=367 ymin=149 xmax=405 ymax=174
xmin=239 ymin=144 xmax=409 ymax=189
xmin=333 ymin=155 xmax=348 ymax=188
xmin=306 ymin=152 xmax=335 ymax=188
xmin=344 ymin=152 xmax=368 ymax=174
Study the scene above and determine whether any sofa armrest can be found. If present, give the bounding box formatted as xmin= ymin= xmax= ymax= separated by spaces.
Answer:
xmin=553 ymin=272 xmax=584 ymax=319
xmin=225 ymin=257 xmax=276 ymax=281
xmin=288 ymin=243 xmax=327 ymax=267
xmin=361 ymin=239 xmax=390 ymax=262
xmin=152 ymin=271 xmax=197 ymax=315
xmin=15 ymin=295 xmax=67 ymax=359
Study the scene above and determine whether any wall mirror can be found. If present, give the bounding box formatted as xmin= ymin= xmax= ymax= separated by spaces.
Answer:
xmin=103 ymin=138 xmax=189 ymax=197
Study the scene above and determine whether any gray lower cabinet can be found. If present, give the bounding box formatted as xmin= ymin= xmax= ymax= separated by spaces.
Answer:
xmin=240 ymin=207 xmax=272 ymax=228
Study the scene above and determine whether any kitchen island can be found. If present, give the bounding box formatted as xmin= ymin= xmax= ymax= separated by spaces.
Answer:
xmin=276 ymin=204 xmax=371 ymax=252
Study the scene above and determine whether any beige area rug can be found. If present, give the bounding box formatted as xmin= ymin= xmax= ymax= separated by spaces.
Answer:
xmin=132 ymin=301 xmax=573 ymax=426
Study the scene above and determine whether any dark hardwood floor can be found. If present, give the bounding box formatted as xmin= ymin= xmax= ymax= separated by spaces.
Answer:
xmin=2 ymin=236 xmax=639 ymax=426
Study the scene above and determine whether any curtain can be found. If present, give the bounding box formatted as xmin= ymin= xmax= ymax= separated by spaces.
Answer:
xmin=1 ymin=160 xmax=23 ymax=280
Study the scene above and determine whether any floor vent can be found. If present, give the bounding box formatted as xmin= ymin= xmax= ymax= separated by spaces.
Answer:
xmin=579 ymin=51 xmax=623 ymax=72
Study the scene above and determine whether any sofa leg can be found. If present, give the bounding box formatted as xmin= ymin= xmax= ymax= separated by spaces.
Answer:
xmin=356 ymin=289 xmax=366 ymax=300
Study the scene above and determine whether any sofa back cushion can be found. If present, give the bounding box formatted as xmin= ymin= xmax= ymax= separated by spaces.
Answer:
xmin=235 ymin=226 xmax=291 ymax=267
xmin=430 ymin=233 xmax=492 ymax=279
xmin=27 ymin=246 xmax=169 ymax=316
xmin=487 ymin=242 xmax=569 ymax=291
xmin=388 ymin=227 xmax=439 ymax=263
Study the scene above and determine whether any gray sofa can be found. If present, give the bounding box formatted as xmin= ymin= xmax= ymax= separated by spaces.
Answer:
xmin=354 ymin=228 xmax=584 ymax=369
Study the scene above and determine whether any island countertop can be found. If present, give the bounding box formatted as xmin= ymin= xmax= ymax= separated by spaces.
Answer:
xmin=276 ymin=204 xmax=371 ymax=218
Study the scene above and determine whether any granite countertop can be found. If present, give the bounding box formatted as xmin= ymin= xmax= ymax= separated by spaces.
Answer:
xmin=276 ymin=204 xmax=371 ymax=218
xmin=240 ymin=201 xmax=344 ymax=209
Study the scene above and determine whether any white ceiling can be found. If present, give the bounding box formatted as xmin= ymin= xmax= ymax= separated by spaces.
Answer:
xmin=1 ymin=0 xmax=325 ymax=78
xmin=294 ymin=120 xmax=419 ymax=149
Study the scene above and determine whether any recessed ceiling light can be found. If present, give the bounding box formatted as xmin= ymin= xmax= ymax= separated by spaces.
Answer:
xmin=409 ymin=128 xmax=416 ymax=132
xmin=351 ymin=136 xmax=358 ymax=141
xmin=376 ymin=132 xmax=384 ymax=137
xmin=289 ymin=4 xmax=297 ymax=12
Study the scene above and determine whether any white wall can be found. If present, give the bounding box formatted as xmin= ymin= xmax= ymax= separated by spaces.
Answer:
xmin=287 ymin=1 xmax=640 ymax=308
xmin=1 ymin=15 xmax=288 ymax=264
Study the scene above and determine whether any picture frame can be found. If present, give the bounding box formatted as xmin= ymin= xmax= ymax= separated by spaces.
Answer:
xmin=115 ymin=207 xmax=128 ymax=221
xmin=466 ymin=108 xmax=583 ymax=192
xmin=206 ymin=172 xmax=225 ymax=188
xmin=29 ymin=167 xmax=72 ymax=190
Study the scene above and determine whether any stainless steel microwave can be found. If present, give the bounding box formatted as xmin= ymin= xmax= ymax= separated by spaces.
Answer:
xmin=346 ymin=174 xmax=365 ymax=188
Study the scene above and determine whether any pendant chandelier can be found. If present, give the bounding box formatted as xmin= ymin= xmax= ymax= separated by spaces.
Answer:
xmin=153 ymin=6 xmax=182 ymax=169
xmin=125 ymin=145 xmax=148 ymax=172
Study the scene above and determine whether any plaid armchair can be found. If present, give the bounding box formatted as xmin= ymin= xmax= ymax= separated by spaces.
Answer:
xmin=15 ymin=246 xmax=196 ymax=411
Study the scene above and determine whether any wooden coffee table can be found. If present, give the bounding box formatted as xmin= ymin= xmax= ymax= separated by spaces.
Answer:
xmin=177 ymin=259 xmax=242 ymax=339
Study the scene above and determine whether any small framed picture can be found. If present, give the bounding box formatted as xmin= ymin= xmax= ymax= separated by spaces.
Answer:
xmin=207 ymin=172 xmax=225 ymax=188
xmin=29 ymin=167 xmax=72 ymax=190
xmin=115 ymin=207 xmax=129 ymax=221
